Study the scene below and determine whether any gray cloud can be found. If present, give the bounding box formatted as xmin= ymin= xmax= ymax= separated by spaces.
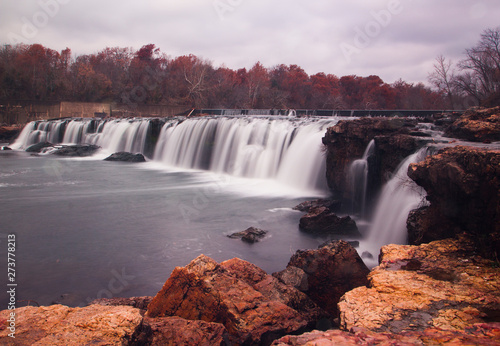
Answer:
xmin=1 ymin=0 xmax=499 ymax=84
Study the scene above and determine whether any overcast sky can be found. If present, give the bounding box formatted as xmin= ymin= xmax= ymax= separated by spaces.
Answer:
xmin=1 ymin=0 xmax=499 ymax=84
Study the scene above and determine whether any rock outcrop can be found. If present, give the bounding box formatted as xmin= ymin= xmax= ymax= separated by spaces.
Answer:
xmin=322 ymin=117 xmax=430 ymax=206
xmin=273 ymin=323 xmax=500 ymax=345
xmin=338 ymin=236 xmax=500 ymax=333
xmin=146 ymin=254 xmax=325 ymax=345
xmin=407 ymin=146 xmax=500 ymax=259
xmin=274 ymin=240 xmax=369 ymax=317
xmin=104 ymin=152 xmax=146 ymax=162
xmin=0 ymin=304 xmax=143 ymax=345
xmin=298 ymin=207 xmax=359 ymax=236
xmin=445 ymin=106 xmax=500 ymax=142
xmin=227 ymin=227 xmax=268 ymax=243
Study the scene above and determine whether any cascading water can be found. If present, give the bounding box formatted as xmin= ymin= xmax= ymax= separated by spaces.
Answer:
xmin=154 ymin=117 xmax=335 ymax=192
xmin=11 ymin=116 xmax=338 ymax=194
xmin=349 ymin=139 xmax=375 ymax=217
xmin=10 ymin=118 xmax=152 ymax=155
xmin=366 ymin=146 xmax=433 ymax=251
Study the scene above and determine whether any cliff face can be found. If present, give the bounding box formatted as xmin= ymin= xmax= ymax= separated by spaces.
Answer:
xmin=407 ymin=146 xmax=500 ymax=259
xmin=322 ymin=117 xmax=430 ymax=207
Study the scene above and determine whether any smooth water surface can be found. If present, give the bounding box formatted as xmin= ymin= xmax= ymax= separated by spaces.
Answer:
xmin=0 ymin=150 xmax=333 ymax=307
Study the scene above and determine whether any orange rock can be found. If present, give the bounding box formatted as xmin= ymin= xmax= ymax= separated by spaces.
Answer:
xmin=338 ymin=237 xmax=500 ymax=333
xmin=147 ymin=254 xmax=323 ymax=345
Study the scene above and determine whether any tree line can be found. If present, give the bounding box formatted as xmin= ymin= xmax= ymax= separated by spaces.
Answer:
xmin=429 ymin=27 xmax=500 ymax=109
xmin=2 ymin=29 xmax=497 ymax=111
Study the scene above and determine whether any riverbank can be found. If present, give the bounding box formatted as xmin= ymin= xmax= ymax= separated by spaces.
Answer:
xmin=0 ymin=107 xmax=499 ymax=344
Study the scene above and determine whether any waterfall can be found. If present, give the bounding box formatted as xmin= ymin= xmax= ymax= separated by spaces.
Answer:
xmin=10 ymin=118 xmax=151 ymax=154
xmin=366 ymin=146 xmax=432 ymax=250
xmin=154 ymin=117 xmax=335 ymax=192
xmin=349 ymin=139 xmax=375 ymax=217
xmin=11 ymin=116 xmax=338 ymax=193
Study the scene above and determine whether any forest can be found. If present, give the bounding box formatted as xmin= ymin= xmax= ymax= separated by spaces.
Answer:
xmin=0 ymin=28 xmax=498 ymax=110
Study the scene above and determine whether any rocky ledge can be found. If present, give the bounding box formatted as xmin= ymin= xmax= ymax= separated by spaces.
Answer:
xmin=445 ymin=106 xmax=500 ymax=142
xmin=338 ymin=236 xmax=500 ymax=333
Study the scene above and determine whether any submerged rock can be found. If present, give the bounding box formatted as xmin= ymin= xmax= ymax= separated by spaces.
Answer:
xmin=299 ymin=207 xmax=359 ymax=236
xmin=104 ymin=152 xmax=146 ymax=162
xmin=445 ymin=106 xmax=500 ymax=142
xmin=274 ymin=240 xmax=369 ymax=317
xmin=227 ymin=227 xmax=267 ymax=243
xmin=408 ymin=146 xmax=500 ymax=259
xmin=338 ymin=236 xmax=500 ymax=333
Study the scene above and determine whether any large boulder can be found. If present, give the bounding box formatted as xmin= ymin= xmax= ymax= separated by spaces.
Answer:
xmin=146 ymin=255 xmax=324 ymax=345
xmin=274 ymin=240 xmax=369 ymax=317
xmin=445 ymin=107 xmax=500 ymax=142
xmin=338 ymin=236 xmax=500 ymax=333
xmin=0 ymin=304 xmax=143 ymax=345
xmin=298 ymin=207 xmax=359 ymax=236
xmin=407 ymin=146 xmax=500 ymax=259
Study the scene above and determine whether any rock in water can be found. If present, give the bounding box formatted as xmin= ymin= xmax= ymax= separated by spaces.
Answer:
xmin=274 ymin=240 xmax=369 ymax=317
xmin=26 ymin=142 xmax=54 ymax=153
xmin=293 ymin=199 xmax=342 ymax=213
xmin=104 ymin=152 xmax=146 ymax=162
xmin=146 ymin=254 xmax=325 ymax=345
xmin=338 ymin=236 xmax=500 ymax=333
xmin=52 ymin=144 xmax=100 ymax=157
xmin=299 ymin=207 xmax=359 ymax=236
xmin=227 ymin=227 xmax=267 ymax=243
